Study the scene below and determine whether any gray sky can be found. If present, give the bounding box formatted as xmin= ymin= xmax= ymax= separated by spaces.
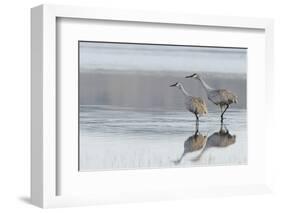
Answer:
xmin=80 ymin=42 xmax=247 ymax=74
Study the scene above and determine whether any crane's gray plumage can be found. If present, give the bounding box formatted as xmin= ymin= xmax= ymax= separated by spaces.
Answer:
xmin=208 ymin=89 xmax=238 ymax=106
xmin=185 ymin=73 xmax=238 ymax=122
xmin=170 ymin=82 xmax=207 ymax=122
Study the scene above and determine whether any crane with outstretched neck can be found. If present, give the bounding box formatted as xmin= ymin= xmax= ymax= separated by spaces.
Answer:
xmin=185 ymin=73 xmax=238 ymax=122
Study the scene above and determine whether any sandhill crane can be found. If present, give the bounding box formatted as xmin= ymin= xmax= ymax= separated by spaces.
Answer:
xmin=192 ymin=124 xmax=236 ymax=161
xmin=170 ymin=82 xmax=207 ymax=123
xmin=185 ymin=73 xmax=238 ymax=122
xmin=173 ymin=128 xmax=207 ymax=165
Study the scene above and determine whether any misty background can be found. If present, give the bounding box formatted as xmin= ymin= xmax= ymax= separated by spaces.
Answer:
xmin=79 ymin=42 xmax=247 ymax=111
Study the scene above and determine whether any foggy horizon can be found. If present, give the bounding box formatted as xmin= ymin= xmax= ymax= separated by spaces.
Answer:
xmin=80 ymin=42 xmax=247 ymax=74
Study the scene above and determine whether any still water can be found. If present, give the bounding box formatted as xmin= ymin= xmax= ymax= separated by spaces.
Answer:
xmin=79 ymin=105 xmax=247 ymax=171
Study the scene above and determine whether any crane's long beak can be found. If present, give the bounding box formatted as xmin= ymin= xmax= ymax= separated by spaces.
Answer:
xmin=170 ymin=83 xmax=177 ymax=87
xmin=185 ymin=74 xmax=195 ymax=78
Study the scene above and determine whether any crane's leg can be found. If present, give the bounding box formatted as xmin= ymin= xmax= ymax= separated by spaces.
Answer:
xmin=221 ymin=104 xmax=229 ymax=123
xmin=195 ymin=114 xmax=199 ymax=122
xmin=219 ymin=105 xmax=223 ymax=122
xmin=195 ymin=114 xmax=199 ymax=130
xmin=220 ymin=120 xmax=224 ymax=129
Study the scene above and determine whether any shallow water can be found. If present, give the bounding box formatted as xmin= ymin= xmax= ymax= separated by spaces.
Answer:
xmin=79 ymin=105 xmax=247 ymax=171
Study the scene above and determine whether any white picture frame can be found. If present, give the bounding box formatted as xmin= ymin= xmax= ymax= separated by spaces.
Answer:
xmin=31 ymin=4 xmax=274 ymax=208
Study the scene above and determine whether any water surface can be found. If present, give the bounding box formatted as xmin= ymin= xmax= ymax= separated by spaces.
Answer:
xmin=79 ymin=105 xmax=247 ymax=171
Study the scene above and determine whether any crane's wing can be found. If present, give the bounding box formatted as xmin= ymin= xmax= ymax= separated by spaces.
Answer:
xmin=191 ymin=97 xmax=208 ymax=115
xmin=208 ymin=89 xmax=238 ymax=105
